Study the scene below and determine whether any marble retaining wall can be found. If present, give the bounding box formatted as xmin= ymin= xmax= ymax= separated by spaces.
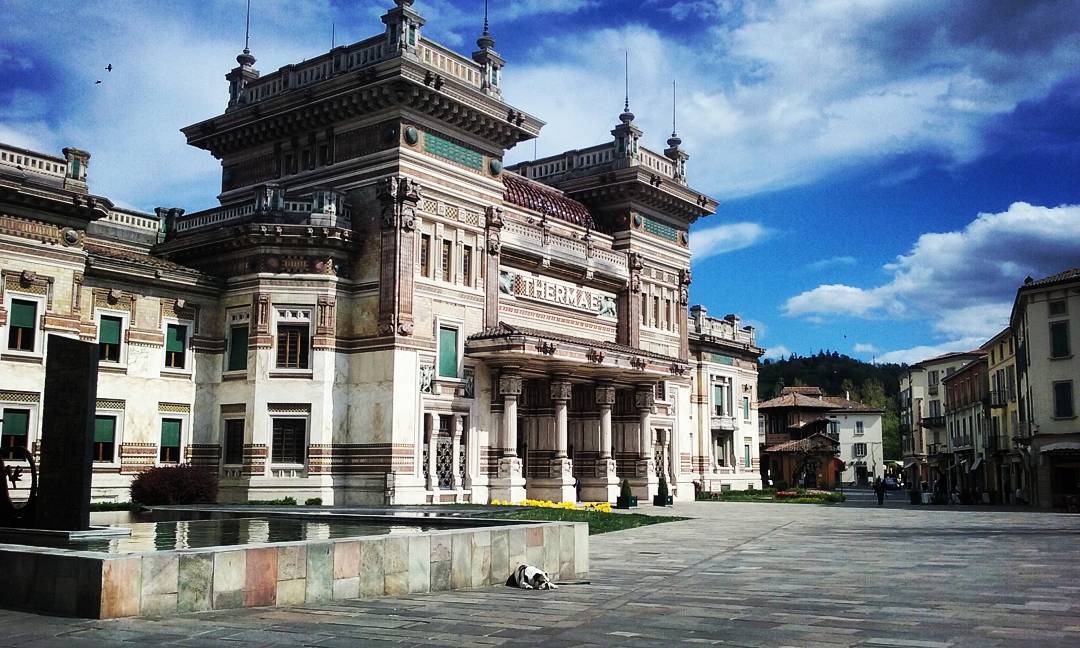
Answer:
xmin=0 ymin=521 xmax=588 ymax=619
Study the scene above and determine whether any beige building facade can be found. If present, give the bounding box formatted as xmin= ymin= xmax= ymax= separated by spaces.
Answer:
xmin=0 ymin=0 xmax=741 ymax=505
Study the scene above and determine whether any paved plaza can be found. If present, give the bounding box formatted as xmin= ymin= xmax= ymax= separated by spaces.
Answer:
xmin=3 ymin=498 xmax=1079 ymax=647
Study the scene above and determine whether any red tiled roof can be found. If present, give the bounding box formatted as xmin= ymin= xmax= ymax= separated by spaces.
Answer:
xmin=1023 ymin=267 xmax=1080 ymax=288
xmin=502 ymin=172 xmax=595 ymax=229
xmin=84 ymin=240 xmax=208 ymax=276
xmin=819 ymin=396 xmax=883 ymax=413
xmin=758 ymin=392 xmax=836 ymax=410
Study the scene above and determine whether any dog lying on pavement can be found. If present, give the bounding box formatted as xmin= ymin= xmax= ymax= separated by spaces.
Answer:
xmin=506 ymin=564 xmax=558 ymax=590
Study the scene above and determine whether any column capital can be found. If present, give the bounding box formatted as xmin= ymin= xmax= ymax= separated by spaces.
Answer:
xmin=499 ymin=372 xmax=523 ymax=397
xmin=550 ymin=378 xmax=572 ymax=402
xmin=635 ymin=385 xmax=655 ymax=411
xmin=595 ymin=383 xmax=616 ymax=407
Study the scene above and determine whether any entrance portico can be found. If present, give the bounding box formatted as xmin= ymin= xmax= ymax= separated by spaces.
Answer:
xmin=469 ymin=322 xmax=683 ymax=502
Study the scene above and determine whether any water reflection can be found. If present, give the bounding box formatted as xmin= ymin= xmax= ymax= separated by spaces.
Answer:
xmin=29 ymin=517 xmax=437 ymax=554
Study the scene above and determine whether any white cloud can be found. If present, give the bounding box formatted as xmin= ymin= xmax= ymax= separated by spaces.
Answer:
xmin=763 ymin=345 xmax=791 ymax=360
xmin=807 ymin=255 xmax=856 ymax=271
xmin=853 ymin=342 xmax=878 ymax=354
xmin=783 ymin=202 xmax=1080 ymax=341
xmin=689 ymin=222 xmax=770 ymax=261
xmin=876 ymin=337 xmax=986 ymax=365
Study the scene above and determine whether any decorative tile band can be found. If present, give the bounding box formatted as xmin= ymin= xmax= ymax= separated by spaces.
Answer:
xmin=0 ymin=390 xmax=39 ymax=403
xmin=96 ymin=399 xmax=125 ymax=410
xmin=643 ymin=216 xmax=678 ymax=242
xmin=267 ymin=403 xmax=312 ymax=415
xmin=158 ymin=402 xmax=192 ymax=414
xmin=424 ymin=132 xmax=483 ymax=170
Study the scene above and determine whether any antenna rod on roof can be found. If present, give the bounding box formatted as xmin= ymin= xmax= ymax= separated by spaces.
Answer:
xmin=483 ymin=0 xmax=490 ymax=34
xmin=332 ymin=22 xmax=336 ymax=48
xmin=624 ymin=50 xmax=630 ymax=113
xmin=671 ymin=79 xmax=677 ymax=136
xmin=244 ymin=0 xmax=251 ymax=52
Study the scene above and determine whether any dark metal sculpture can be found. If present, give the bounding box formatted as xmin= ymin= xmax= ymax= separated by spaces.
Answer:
xmin=0 ymin=447 xmax=38 ymax=526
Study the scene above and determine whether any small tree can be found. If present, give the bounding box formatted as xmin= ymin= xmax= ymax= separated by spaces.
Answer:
xmin=654 ymin=472 xmax=670 ymax=506
xmin=620 ymin=478 xmax=632 ymax=500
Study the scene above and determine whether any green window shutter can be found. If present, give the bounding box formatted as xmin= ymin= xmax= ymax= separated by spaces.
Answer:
xmin=166 ymin=324 xmax=186 ymax=353
xmin=2 ymin=409 xmax=29 ymax=437
xmin=10 ymin=300 xmax=36 ymax=328
xmin=743 ymin=397 xmax=750 ymax=419
xmin=228 ymin=325 xmax=248 ymax=371
xmin=713 ymin=385 xmax=724 ymax=411
xmin=99 ymin=316 xmax=122 ymax=346
xmin=438 ymin=326 xmax=459 ymax=378
xmin=160 ymin=419 xmax=181 ymax=447
xmin=94 ymin=416 xmax=116 ymax=443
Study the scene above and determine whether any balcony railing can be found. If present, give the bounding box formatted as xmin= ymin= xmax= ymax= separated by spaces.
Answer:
xmin=921 ymin=415 xmax=945 ymax=428
xmin=928 ymin=384 xmax=939 ymax=396
xmin=989 ymin=389 xmax=1008 ymax=408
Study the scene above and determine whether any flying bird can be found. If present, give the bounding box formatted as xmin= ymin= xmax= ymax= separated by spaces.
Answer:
xmin=105 ymin=64 xmax=112 ymax=72
xmin=95 ymin=80 xmax=102 ymax=84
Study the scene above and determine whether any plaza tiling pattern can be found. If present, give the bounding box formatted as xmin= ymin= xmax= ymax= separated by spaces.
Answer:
xmin=3 ymin=502 xmax=1080 ymax=646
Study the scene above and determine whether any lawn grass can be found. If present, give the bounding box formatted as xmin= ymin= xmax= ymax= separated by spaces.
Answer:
xmin=696 ymin=489 xmax=845 ymax=504
xmin=493 ymin=507 xmax=689 ymax=534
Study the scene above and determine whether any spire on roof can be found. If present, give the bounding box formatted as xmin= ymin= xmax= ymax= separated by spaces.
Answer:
xmin=667 ymin=79 xmax=681 ymax=147
xmin=619 ymin=50 xmax=634 ymax=124
xmin=664 ymin=78 xmax=689 ymax=184
xmin=236 ymin=0 xmax=256 ymax=67
xmin=472 ymin=0 xmax=504 ymax=96
xmin=477 ymin=0 xmax=495 ymax=50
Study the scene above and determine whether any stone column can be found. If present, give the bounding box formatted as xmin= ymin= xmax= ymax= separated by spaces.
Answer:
xmin=483 ymin=207 xmax=504 ymax=329
xmin=424 ymin=412 xmax=436 ymax=492
xmin=581 ymin=382 xmax=620 ymax=503
xmin=491 ymin=371 xmax=526 ymax=502
xmin=617 ymin=252 xmax=644 ymax=347
xmin=377 ymin=176 xmax=421 ymax=337
xmin=451 ymin=414 xmax=463 ymax=492
xmin=632 ymin=385 xmax=658 ymax=499
xmin=545 ymin=378 xmax=576 ymax=503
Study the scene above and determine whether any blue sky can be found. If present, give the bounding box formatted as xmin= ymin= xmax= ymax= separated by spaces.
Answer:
xmin=2 ymin=0 xmax=1079 ymax=364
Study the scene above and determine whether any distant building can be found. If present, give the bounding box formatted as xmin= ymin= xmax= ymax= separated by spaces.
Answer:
xmin=982 ymin=328 xmax=1024 ymax=503
xmin=1012 ymin=268 xmax=1080 ymax=508
xmin=687 ymin=306 xmax=763 ymax=492
xmin=899 ymin=350 xmax=985 ymax=489
xmin=942 ymin=351 xmax=989 ymax=499
xmin=757 ymin=386 xmax=881 ymax=489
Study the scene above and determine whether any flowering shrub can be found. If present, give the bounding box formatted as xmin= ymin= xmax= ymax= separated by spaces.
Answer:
xmin=489 ymin=498 xmax=613 ymax=513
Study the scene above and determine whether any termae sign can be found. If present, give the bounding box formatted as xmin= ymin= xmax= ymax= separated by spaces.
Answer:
xmin=499 ymin=269 xmax=617 ymax=318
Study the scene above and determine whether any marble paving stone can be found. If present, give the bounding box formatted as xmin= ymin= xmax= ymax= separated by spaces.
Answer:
xmin=408 ymin=535 xmax=431 ymax=594
xmin=526 ymin=526 xmax=544 ymax=547
xmin=574 ymin=523 xmax=589 ymax=576
xmin=558 ymin=524 xmax=575 ymax=580
xmin=276 ymin=579 xmax=306 ymax=607
xmin=101 ymin=557 xmax=142 ymax=619
xmin=430 ymin=533 xmax=452 ymax=562
xmin=306 ymin=543 xmax=333 ymax=603
xmin=359 ymin=539 xmax=385 ymax=598
xmin=451 ymin=533 xmax=472 ymax=589
xmin=430 ymin=559 xmax=451 ymax=592
xmin=384 ymin=537 xmax=408 ymax=576
xmin=141 ymin=554 xmax=179 ymax=597
xmin=212 ymin=550 xmax=245 ymax=595
xmin=470 ymin=530 xmax=492 ymax=587
xmin=508 ymin=528 xmax=527 ymax=569
xmin=333 ymin=576 xmax=360 ymax=600
xmin=490 ymin=529 xmax=509 ymax=586
xmin=384 ymin=571 xmax=409 ymax=597
xmin=276 ymin=545 xmax=307 ymax=582
xmin=542 ymin=526 xmax=560 ymax=577
xmin=139 ymin=592 xmax=178 ymax=617
xmin=526 ymin=544 xmax=544 ymax=569
xmin=244 ymin=547 xmax=277 ymax=608
xmin=333 ymin=541 xmax=360 ymax=580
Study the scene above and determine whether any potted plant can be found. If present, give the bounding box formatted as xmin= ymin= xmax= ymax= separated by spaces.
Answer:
xmin=615 ymin=478 xmax=637 ymax=509
xmin=653 ymin=472 xmax=674 ymax=506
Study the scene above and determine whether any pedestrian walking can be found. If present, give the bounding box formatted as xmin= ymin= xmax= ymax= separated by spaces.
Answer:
xmin=873 ymin=478 xmax=886 ymax=506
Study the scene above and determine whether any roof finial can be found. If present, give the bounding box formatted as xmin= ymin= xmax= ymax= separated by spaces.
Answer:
xmin=236 ymin=0 xmax=256 ymax=67
xmin=667 ymin=79 xmax=682 ymax=148
xmin=331 ymin=22 xmax=336 ymax=49
xmin=476 ymin=0 xmax=495 ymax=50
xmin=619 ymin=50 xmax=634 ymax=124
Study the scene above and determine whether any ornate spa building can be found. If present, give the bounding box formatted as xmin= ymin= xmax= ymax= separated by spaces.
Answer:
xmin=0 ymin=0 xmax=755 ymax=505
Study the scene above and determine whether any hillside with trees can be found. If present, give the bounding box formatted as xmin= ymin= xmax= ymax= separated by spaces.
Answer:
xmin=758 ymin=351 xmax=907 ymax=460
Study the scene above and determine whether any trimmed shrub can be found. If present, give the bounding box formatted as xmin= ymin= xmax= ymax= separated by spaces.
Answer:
xmin=130 ymin=464 xmax=218 ymax=506
xmin=248 ymin=497 xmax=297 ymax=506
xmin=305 ymin=497 xmax=323 ymax=506
xmin=620 ymin=479 xmax=633 ymax=500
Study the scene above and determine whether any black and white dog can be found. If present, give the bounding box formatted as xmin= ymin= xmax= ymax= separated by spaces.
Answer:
xmin=506 ymin=564 xmax=558 ymax=590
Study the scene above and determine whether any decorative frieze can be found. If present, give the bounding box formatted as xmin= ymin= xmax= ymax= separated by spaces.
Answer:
xmin=0 ymin=390 xmax=39 ymax=403
xmin=307 ymin=443 xmax=416 ymax=474
xmin=267 ymin=403 xmax=311 ymax=415
xmin=96 ymin=399 xmax=125 ymax=410
xmin=377 ymin=176 xmax=421 ymax=337
xmin=158 ymin=402 xmax=191 ymax=414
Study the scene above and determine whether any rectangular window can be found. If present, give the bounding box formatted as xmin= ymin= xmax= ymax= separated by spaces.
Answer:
xmin=98 ymin=315 xmax=122 ymax=362
xmin=928 ymin=370 xmax=939 ymax=386
xmin=855 ymin=421 xmax=864 ymax=436
xmin=420 ymin=234 xmax=431 ymax=277
xmin=854 ymin=442 xmax=867 ymax=457
xmin=159 ymin=418 xmax=182 ymax=463
xmin=1049 ymin=300 xmax=1067 ymax=316
xmin=653 ymin=296 xmax=660 ymax=327
xmin=165 ymin=323 xmax=187 ymax=369
xmin=641 ymin=294 xmax=647 ymax=325
xmin=227 ymin=325 xmax=249 ymax=372
xmin=1 ymin=408 xmax=29 ymax=455
xmin=742 ymin=396 xmax=750 ymax=420
xmin=829 ymin=420 xmax=840 ymax=437
xmin=271 ymin=418 xmax=306 ymax=464
xmin=93 ymin=415 xmax=116 ymax=462
xmin=7 ymin=299 xmax=37 ymax=351
xmin=276 ymin=324 xmax=310 ymax=369
xmin=438 ymin=326 xmax=459 ymax=378
xmin=441 ymin=240 xmax=452 ymax=282
xmin=744 ymin=444 xmax=751 ymax=467
xmin=1050 ymin=321 xmax=1070 ymax=358
xmin=462 ymin=245 xmax=473 ymax=287
xmin=1053 ymin=381 xmax=1074 ymax=418
xmin=223 ymin=418 xmax=245 ymax=465
xmin=713 ymin=383 xmax=725 ymax=417
xmin=664 ymin=298 xmax=672 ymax=330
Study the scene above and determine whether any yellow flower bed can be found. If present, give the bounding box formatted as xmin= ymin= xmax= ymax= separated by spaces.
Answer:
xmin=489 ymin=498 xmax=613 ymax=514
